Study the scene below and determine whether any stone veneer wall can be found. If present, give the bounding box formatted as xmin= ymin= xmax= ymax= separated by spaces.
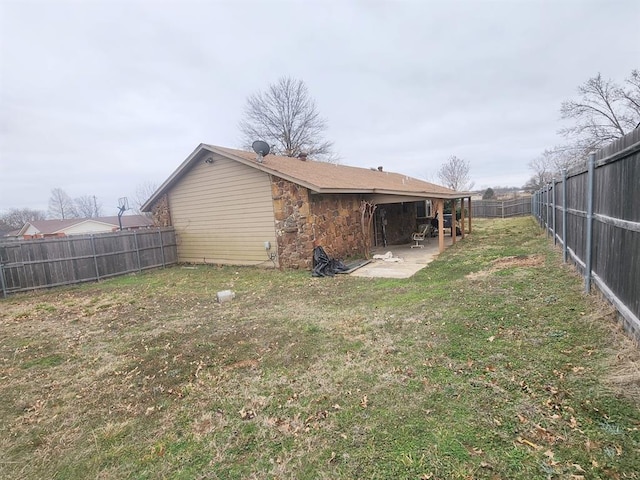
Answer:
xmin=309 ymin=193 xmax=366 ymax=261
xmin=150 ymin=194 xmax=172 ymax=227
xmin=271 ymin=177 xmax=366 ymax=269
xmin=271 ymin=178 xmax=313 ymax=269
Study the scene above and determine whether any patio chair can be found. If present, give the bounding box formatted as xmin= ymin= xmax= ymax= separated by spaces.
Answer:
xmin=411 ymin=224 xmax=433 ymax=248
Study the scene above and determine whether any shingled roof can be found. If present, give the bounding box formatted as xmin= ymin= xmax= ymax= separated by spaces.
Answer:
xmin=143 ymin=144 xmax=468 ymax=211
xmin=17 ymin=215 xmax=153 ymax=236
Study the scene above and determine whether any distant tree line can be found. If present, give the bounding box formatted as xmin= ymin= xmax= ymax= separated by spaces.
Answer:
xmin=0 ymin=208 xmax=47 ymax=231
xmin=0 ymin=188 xmax=102 ymax=230
xmin=0 ymin=188 xmax=102 ymax=231
xmin=1 ymin=183 xmax=158 ymax=232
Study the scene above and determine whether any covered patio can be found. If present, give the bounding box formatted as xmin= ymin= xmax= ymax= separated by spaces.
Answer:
xmin=349 ymin=241 xmax=443 ymax=278
xmin=368 ymin=195 xmax=473 ymax=255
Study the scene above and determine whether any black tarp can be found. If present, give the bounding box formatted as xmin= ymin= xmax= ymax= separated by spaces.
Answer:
xmin=312 ymin=246 xmax=349 ymax=277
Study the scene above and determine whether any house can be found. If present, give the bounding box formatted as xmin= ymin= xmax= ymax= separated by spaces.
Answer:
xmin=15 ymin=215 xmax=154 ymax=239
xmin=141 ymin=144 xmax=473 ymax=269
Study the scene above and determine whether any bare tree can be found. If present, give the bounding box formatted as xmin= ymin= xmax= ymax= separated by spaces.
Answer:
xmin=0 ymin=208 xmax=47 ymax=229
xmin=48 ymin=188 xmax=78 ymax=219
xmin=74 ymin=195 xmax=102 ymax=218
xmin=239 ymin=77 xmax=335 ymax=161
xmin=132 ymin=181 xmax=158 ymax=215
xmin=359 ymin=200 xmax=377 ymax=259
xmin=620 ymin=69 xmax=640 ymax=121
xmin=437 ymin=155 xmax=474 ymax=191
xmin=558 ymin=71 xmax=640 ymax=163
xmin=526 ymin=70 xmax=639 ymax=190
xmin=522 ymin=152 xmax=555 ymax=192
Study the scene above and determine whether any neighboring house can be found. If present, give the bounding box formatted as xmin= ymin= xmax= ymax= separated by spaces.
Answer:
xmin=141 ymin=144 xmax=471 ymax=269
xmin=15 ymin=215 xmax=154 ymax=239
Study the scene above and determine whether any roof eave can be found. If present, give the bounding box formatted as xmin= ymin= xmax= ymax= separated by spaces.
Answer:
xmin=310 ymin=188 xmax=373 ymax=195
xmin=311 ymin=188 xmax=469 ymax=199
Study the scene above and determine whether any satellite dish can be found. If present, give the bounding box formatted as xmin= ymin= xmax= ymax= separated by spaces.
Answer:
xmin=252 ymin=140 xmax=270 ymax=157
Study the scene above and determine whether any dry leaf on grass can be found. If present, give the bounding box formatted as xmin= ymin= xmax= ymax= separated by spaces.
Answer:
xmin=517 ymin=436 xmax=541 ymax=450
xmin=239 ymin=407 xmax=255 ymax=420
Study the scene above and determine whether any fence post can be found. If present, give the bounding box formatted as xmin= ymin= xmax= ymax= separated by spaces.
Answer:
xmin=552 ymin=178 xmax=557 ymax=245
xmin=545 ymin=185 xmax=548 ymax=235
xmin=0 ymin=263 xmax=7 ymax=298
xmin=562 ymin=169 xmax=568 ymax=263
xmin=91 ymin=235 xmax=100 ymax=280
xmin=19 ymin=242 xmax=26 ymax=290
xmin=531 ymin=195 xmax=534 ymax=218
xmin=585 ymin=152 xmax=596 ymax=293
xmin=134 ymin=231 xmax=142 ymax=273
xmin=159 ymin=228 xmax=166 ymax=268
xmin=539 ymin=190 xmax=543 ymax=226
xmin=546 ymin=184 xmax=551 ymax=237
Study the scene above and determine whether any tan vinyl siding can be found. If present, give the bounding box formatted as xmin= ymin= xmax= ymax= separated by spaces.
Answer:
xmin=63 ymin=221 xmax=114 ymax=235
xmin=168 ymin=153 xmax=277 ymax=265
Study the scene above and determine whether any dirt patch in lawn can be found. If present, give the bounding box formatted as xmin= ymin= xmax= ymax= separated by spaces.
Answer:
xmin=465 ymin=254 xmax=545 ymax=280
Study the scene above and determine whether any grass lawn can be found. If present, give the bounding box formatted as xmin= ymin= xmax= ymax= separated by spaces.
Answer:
xmin=1 ymin=217 xmax=639 ymax=479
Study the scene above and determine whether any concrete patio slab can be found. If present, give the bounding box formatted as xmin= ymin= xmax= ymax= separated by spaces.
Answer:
xmin=349 ymin=240 xmax=442 ymax=279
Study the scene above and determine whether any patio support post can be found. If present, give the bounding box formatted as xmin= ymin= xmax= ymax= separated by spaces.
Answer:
xmin=451 ymin=198 xmax=457 ymax=245
xmin=437 ymin=199 xmax=445 ymax=253
xmin=460 ymin=197 xmax=466 ymax=239
xmin=467 ymin=197 xmax=472 ymax=233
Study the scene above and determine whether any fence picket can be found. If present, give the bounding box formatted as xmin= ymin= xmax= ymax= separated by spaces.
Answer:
xmin=471 ymin=197 xmax=532 ymax=218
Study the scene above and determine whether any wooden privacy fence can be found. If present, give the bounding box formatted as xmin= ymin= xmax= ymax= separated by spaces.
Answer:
xmin=471 ymin=197 xmax=532 ymax=218
xmin=0 ymin=228 xmax=177 ymax=297
xmin=532 ymin=129 xmax=640 ymax=341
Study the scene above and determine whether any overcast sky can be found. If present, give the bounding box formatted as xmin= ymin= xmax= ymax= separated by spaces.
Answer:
xmin=1 ymin=0 xmax=638 ymax=215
